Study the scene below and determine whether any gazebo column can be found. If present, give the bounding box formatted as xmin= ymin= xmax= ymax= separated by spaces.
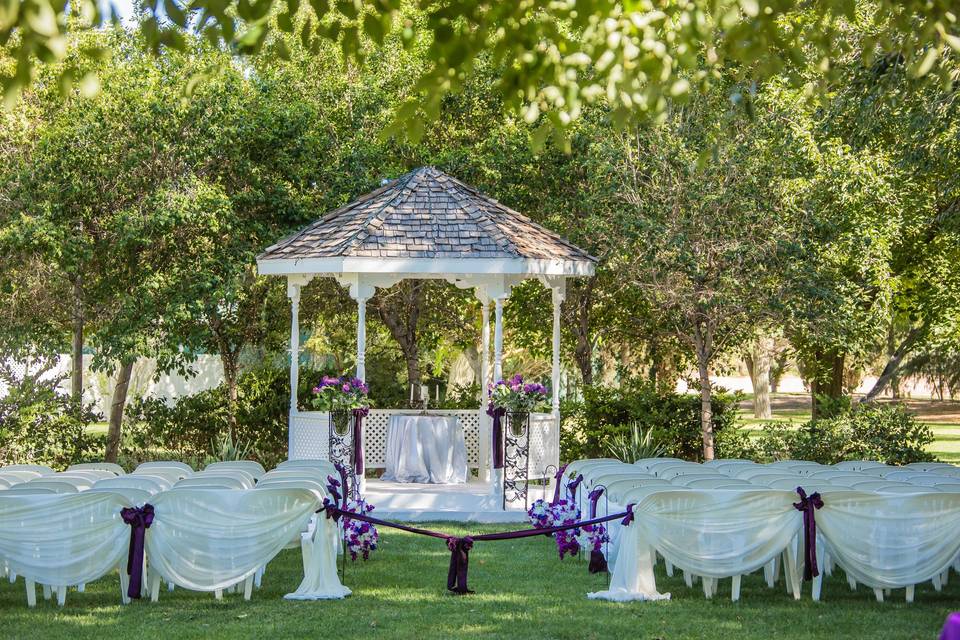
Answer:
xmin=347 ymin=276 xmax=376 ymax=494
xmin=491 ymin=295 xmax=505 ymax=498
xmin=285 ymin=275 xmax=312 ymax=460
xmin=550 ymin=281 xmax=566 ymax=418
xmin=478 ymin=293 xmax=492 ymax=482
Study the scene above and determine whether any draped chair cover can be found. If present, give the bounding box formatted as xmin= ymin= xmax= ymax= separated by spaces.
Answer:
xmin=0 ymin=493 xmax=130 ymax=588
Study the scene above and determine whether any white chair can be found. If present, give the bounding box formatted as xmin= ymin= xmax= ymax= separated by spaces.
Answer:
xmin=68 ymin=462 xmax=125 ymax=476
xmin=0 ymin=470 xmax=44 ymax=483
xmin=849 ymin=479 xmax=910 ymax=492
xmin=833 ymin=460 xmax=887 ymax=472
xmin=194 ymin=470 xmax=256 ymax=489
xmin=57 ymin=470 xmax=114 ymax=482
xmin=46 ymin=475 xmax=97 ymax=490
xmin=672 ymin=474 xmax=730 ymax=487
xmin=132 ymin=467 xmax=190 ymax=484
xmin=129 ymin=473 xmax=175 ymax=490
xmin=2 ymin=486 xmax=59 ymax=495
xmin=135 ymin=461 xmax=193 ymax=475
xmin=88 ymin=486 xmax=153 ymax=506
xmin=0 ymin=476 xmax=15 ymax=489
xmin=1 ymin=464 xmax=55 ymax=476
xmin=205 ymin=461 xmax=266 ymax=479
xmin=94 ymin=476 xmax=167 ymax=495
xmin=875 ymin=484 xmax=938 ymax=495
xmin=261 ymin=469 xmax=331 ymax=484
xmin=21 ymin=480 xmax=79 ymax=493
xmin=905 ymin=462 xmax=957 ymax=472
xmin=175 ymin=476 xmax=247 ymax=490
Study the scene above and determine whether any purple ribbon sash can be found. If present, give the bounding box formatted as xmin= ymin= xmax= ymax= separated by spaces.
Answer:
xmin=335 ymin=463 xmax=349 ymax=506
xmin=793 ymin=487 xmax=824 ymax=581
xmin=491 ymin=408 xmax=505 ymax=469
xmin=352 ymin=408 xmax=367 ymax=477
xmin=446 ymin=537 xmax=475 ymax=594
xmin=587 ymin=487 xmax=608 ymax=574
xmin=566 ymin=474 xmax=584 ymax=501
xmin=120 ymin=504 xmax=154 ymax=599
xmin=550 ymin=464 xmax=569 ymax=505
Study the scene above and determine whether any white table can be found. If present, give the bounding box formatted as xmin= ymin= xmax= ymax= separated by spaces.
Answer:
xmin=381 ymin=415 xmax=468 ymax=484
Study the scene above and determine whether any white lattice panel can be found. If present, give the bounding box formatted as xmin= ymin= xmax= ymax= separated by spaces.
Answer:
xmin=288 ymin=409 xmax=483 ymax=469
xmin=527 ymin=413 xmax=560 ymax=479
xmin=289 ymin=411 xmax=331 ymax=460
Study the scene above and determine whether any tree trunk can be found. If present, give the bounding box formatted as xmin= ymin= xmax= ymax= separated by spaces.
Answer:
xmin=697 ymin=354 xmax=714 ymax=462
xmin=572 ymin=278 xmax=594 ymax=387
xmin=745 ymin=337 xmax=773 ymax=419
xmin=769 ymin=349 xmax=789 ymax=394
xmin=375 ymin=280 xmax=424 ymax=394
xmin=693 ymin=324 xmax=714 ymax=461
xmin=71 ymin=277 xmax=84 ymax=406
xmin=861 ymin=325 xmax=925 ymax=404
xmin=221 ymin=350 xmax=240 ymax=430
xmin=810 ymin=350 xmax=845 ymax=419
xmin=105 ymin=360 xmax=135 ymax=463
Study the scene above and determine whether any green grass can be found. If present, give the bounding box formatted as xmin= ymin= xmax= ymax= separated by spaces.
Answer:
xmin=0 ymin=523 xmax=955 ymax=640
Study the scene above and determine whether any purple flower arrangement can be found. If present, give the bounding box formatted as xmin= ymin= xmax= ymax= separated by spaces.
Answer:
xmin=579 ymin=523 xmax=609 ymax=553
xmin=341 ymin=498 xmax=379 ymax=561
xmin=526 ymin=497 xmax=582 ymax=559
xmin=311 ymin=375 xmax=370 ymax=412
xmin=487 ymin=374 xmax=549 ymax=414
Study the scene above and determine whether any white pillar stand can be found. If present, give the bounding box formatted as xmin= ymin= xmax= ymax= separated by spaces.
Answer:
xmin=348 ymin=279 xmax=375 ymax=496
xmin=478 ymin=295 xmax=492 ymax=482
xmin=287 ymin=277 xmax=304 ymax=458
xmin=491 ymin=296 xmax=505 ymax=502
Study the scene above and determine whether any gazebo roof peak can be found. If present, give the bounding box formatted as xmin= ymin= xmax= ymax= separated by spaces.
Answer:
xmin=257 ymin=166 xmax=596 ymax=277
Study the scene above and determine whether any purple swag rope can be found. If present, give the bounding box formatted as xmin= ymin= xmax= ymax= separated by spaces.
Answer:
xmin=793 ymin=487 xmax=824 ymax=581
xmin=550 ymin=464 xmax=569 ymax=505
xmin=121 ymin=504 xmax=154 ymax=599
xmin=322 ymin=502 xmax=637 ymax=594
xmin=586 ymin=487 xmax=608 ymax=574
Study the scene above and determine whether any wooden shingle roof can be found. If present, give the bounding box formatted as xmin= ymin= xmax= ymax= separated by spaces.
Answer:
xmin=258 ymin=167 xmax=597 ymax=265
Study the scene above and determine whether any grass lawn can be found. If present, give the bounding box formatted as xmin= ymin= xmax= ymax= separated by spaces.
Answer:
xmin=0 ymin=522 xmax=955 ymax=640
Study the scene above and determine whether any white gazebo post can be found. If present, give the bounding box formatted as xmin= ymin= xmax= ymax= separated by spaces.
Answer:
xmin=347 ymin=275 xmax=375 ymax=494
xmin=477 ymin=291 xmax=491 ymax=481
xmin=491 ymin=292 xmax=506 ymax=499
xmin=550 ymin=280 xmax=566 ymax=420
xmin=286 ymin=275 xmax=311 ymax=457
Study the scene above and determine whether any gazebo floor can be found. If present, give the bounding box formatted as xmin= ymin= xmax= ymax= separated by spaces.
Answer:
xmin=363 ymin=477 xmax=553 ymax=523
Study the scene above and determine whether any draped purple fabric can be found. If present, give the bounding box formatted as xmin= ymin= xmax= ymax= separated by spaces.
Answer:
xmin=587 ymin=487 xmax=608 ymax=574
xmin=491 ymin=408 xmax=505 ymax=469
xmin=321 ymin=502 xmax=636 ymax=594
xmin=335 ymin=463 xmax=349 ymax=507
xmin=550 ymin=464 xmax=569 ymax=505
xmin=793 ymin=487 xmax=824 ymax=581
xmin=120 ymin=504 xmax=155 ymax=599
xmin=566 ymin=474 xmax=584 ymax=501
xmin=446 ymin=537 xmax=475 ymax=594
xmin=939 ymin=613 xmax=960 ymax=640
xmin=352 ymin=408 xmax=368 ymax=477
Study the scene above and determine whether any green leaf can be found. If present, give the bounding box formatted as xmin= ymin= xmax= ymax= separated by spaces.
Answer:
xmin=363 ymin=13 xmax=383 ymax=44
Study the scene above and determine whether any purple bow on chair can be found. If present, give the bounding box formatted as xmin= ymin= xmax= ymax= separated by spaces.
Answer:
xmin=566 ymin=474 xmax=584 ymax=501
xmin=586 ymin=487 xmax=608 ymax=574
xmin=446 ymin=536 xmax=475 ymax=594
xmin=621 ymin=503 xmax=636 ymax=526
xmin=794 ymin=487 xmax=824 ymax=581
xmin=120 ymin=504 xmax=155 ymax=599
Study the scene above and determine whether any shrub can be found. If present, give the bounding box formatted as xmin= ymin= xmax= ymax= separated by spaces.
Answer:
xmin=748 ymin=403 xmax=935 ymax=465
xmin=437 ymin=382 xmax=482 ymax=410
xmin=560 ymin=380 xmax=742 ymax=462
xmin=123 ymin=366 xmax=321 ymax=469
xmin=0 ymin=360 xmax=99 ymax=468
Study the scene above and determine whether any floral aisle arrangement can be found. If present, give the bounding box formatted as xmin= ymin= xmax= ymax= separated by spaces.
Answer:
xmin=526 ymin=497 xmax=582 ymax=559
xmin=311 ymin=375 xmax=370 ymax=411
xmin=486 ymin=374 xmax=549 ymax=415
xmin=341 ymin=498 xmax=379 ymax=561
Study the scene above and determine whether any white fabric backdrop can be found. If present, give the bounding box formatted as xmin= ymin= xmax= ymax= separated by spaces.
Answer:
xmin=146 ymin=488 xmax=320 ymax=592
xmin=0 ymin=493 xmax=130 ymax=588
xmin=382 ymin=415 xmax=467 ymax=484
xmin=284 ymin=512 xmax=352 ymax=600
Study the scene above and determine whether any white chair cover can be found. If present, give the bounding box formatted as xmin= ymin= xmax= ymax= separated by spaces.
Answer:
xmin=145 ymin=488 xmax=322 ymax=593
xmin=204 ymin=461 xmax=266 ymax=479
xmin=68 ymin=462 xmax=126 ymax=475
xmin=136 ymin=461 xmax=194 ymax=474
xmin=24 ymin=480 xmax=81 ymax=493
xmin=1 ymin=464 xmax=55 ymax=476
xmin=0 ymin=493 xmax=130 ymax=588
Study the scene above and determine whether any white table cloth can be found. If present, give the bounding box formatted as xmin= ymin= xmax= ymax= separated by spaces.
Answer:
xmin=381 ymin=415 xmax=467 ymax=484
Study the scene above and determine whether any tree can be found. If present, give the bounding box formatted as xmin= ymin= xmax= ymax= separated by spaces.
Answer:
xmin=4 ymin=1 xmax=959 ymax=147
xmin=617 ymin=91 xmax=788 ymax=459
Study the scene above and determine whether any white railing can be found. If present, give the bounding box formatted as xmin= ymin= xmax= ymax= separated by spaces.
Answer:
xmin=288 ymin=409 xmax=559 ymax=480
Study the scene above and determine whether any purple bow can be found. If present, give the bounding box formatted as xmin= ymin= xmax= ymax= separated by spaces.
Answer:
xmin=120 ymin=504 xmax=155 ymax=599
xmin=550 ymin=464 xmax=569 ymax=505
xmin=490 ymin=407 xmax=505 ymax=469
xmin=794 ymin=487 xmax=824 ymax=581
xmin=446 ymin=536 xmax=475 ymax=594
xmin=326 ymin=475 xmax=343 ymax=506
xmin=587 ymin=487 xmax=608 ymax=573
xmin=321 ymin=498 xmax=341 ymax=522
xmin=352 ymin=408 xmax=367 ymax=477
xmin=335 ymin=462 xmax=349 ymax=507
xmin=566 ymin=474 xmax=584 ymax=501
xmin=621 ymin=503 xmax=635 ymax=526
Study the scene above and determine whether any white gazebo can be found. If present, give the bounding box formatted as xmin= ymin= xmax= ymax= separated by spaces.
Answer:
xmin=256 ymin=167 xmax=595 ymax=517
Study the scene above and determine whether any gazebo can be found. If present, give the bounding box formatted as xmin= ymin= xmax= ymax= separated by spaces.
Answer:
xmin=256 ymin=167 xmax=595 ymax=514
